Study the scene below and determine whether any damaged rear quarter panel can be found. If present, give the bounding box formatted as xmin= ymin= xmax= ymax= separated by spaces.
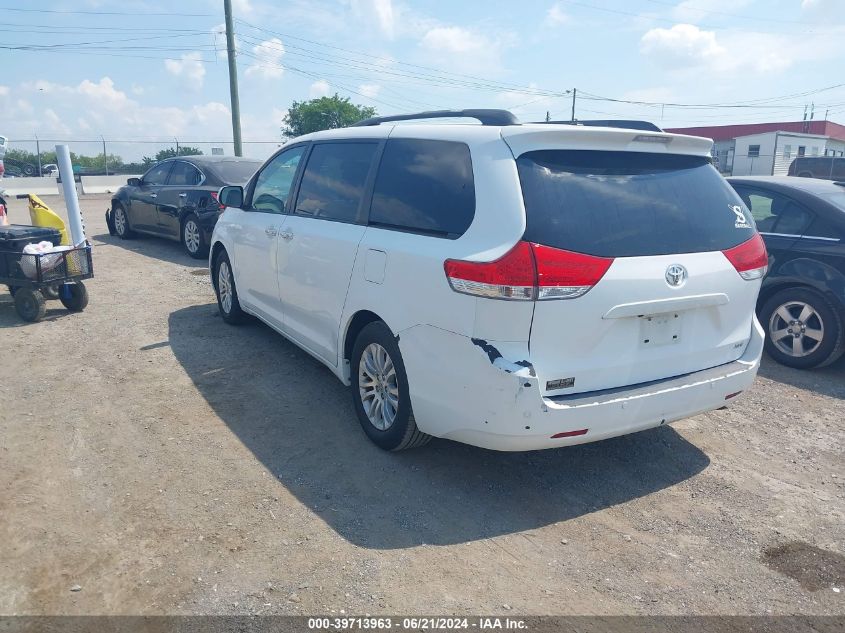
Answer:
xmin=397 ymin=324 xmax=540 ymax=439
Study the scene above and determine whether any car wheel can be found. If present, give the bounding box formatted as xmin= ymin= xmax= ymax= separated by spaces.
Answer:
xmin=14 ymin=288 xmax=46 ymax=322
xmin=59 ymin=282 xmax=89 ymax=312
xmin=182 ymin=214 xmax=207 ymax=259
xmin=351 ymin=321 xmax=431 ymax=451
xmin=760 ymin=287 xmax=845 ymax=369
xmin=213 ymin=250 xmax=246 ymax=324
xmin=113 ymin=204 xmax=135 ymax=239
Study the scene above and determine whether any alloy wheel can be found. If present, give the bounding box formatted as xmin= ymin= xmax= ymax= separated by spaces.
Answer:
xmin=218 ymin=261 xmax=233 ymax=314
xmin=769 ymin=300 xmax=825 ymax=358
xmin=184 ymin=220 xmax=201 ymax=254
xmin=114 ymin=208 xmax=127 ymax=235
xmin=358 ymin=342 xmax=399 ymax=431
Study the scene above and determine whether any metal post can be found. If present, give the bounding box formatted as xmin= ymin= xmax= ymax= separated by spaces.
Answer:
xmin=35 ymin=134 xmax=42 ymax=177
xmin=175 ymin=137 xmax=180 ymax=155
xmin=101 ymin=135 xmax=108 ymax=176
xmin=56 ymin=144 xmax=86 ymax=245
xmin=570 ymin=88 xmax=576 ymax=122
xmin=224 ymin=0 xmax=243 ymax=157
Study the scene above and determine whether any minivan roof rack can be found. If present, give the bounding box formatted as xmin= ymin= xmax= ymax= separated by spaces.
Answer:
xmin=352 ymin=109 xmax=519 ymax=127
xmin=535 ymin=119 xmax=664 ymax=132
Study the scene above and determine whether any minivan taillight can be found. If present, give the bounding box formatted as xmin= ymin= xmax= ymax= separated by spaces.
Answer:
xmin=722 ymin=234 xmax=768 ymax=280
xmin=444 ymin=241 xmax=614 ymax=301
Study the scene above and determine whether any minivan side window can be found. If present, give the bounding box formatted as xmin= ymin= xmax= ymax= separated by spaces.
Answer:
xmin=369 ymin=139 xmax=475 ymax=238
xmin=251 ymin=146 xmax=306 ymax=214
xmin=294 ymin=142 xmax=378 ymax=223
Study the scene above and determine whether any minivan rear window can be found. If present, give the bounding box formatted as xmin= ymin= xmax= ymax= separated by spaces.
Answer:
xmin=517 ymin=150 xmax=755 ymax=257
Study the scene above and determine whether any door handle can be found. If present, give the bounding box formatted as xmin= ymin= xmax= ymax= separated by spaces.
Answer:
xmin=265 ymin=226 xmax=278 ymax=237
xmin=279 ymin=230 xmax=294 ymax=241
xmin=178 ymin=193 xmax=187 ymax=198
xmin=150 ymin=193 xmax=157 ymax=199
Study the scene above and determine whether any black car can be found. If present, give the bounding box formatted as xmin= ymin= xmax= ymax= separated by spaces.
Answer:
xmin=107 ymin=156 xmax=262 ymax=258
xmin=728 ymin=176 xmax=845 ymax=368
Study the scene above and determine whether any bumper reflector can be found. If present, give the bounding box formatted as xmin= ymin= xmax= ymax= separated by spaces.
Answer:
xmin=725 ymin=391 xmax=742 ymax=400
xmin=551 ymin=429 xmax=589 ymax=439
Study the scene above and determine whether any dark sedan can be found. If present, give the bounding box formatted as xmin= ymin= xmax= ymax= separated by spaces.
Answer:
xmin=728 ymin=176 xmax=845 ymax=368
xmin=107 ymin=156 xmax=262 ymax=258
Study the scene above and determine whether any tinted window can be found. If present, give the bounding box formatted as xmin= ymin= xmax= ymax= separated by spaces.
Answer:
xmin=251 ymin=146 xmax=306 ymax=214
xmin=369 ymin=139 xmax=475 ymax=237
xmin=215 ymin=160 xmax=262 ymax=184
xmin=805 ymin=217 xmax=842 ymax=239
xmin=143 ymin=162 xmax=172 ymax=186
xmin=168 ymin=161 xmax=202 ymax=186
xmin=517 ymin=151 xmax=755 ymax=257
xmin=294 ymin=142 xmax=377 ymax=223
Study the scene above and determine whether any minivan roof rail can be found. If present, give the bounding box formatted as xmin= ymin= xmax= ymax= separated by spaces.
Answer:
xmin=535 ymin=119 xmax=664 ymax=132
xmin=352 ymin=109 xmax=520 ymax=127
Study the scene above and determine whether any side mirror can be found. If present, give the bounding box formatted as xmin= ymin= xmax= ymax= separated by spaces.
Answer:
xmin=219 ymin=185 xmax=244 ymax=209
xmin=127 ymin=177 xmax=141 ymax=187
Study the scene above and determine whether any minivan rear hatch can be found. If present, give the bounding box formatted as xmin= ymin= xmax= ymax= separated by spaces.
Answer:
xmin=504 ymin=132 xmax=764 ymax=397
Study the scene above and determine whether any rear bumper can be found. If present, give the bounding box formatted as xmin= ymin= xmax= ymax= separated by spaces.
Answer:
xmin=399 ymin=317 xmax=764 ymax=451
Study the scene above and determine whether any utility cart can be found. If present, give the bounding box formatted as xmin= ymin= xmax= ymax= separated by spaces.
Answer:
xmin=0 ymin=224 xmax=93 ymax=322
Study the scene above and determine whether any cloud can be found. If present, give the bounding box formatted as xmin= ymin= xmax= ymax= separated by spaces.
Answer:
xmin=78 ymin=77 xmax=131 ymax=111
xmin=545 ymin=3 xmax=569 ymax=26
xmin=351 ymin=0 xmax=396 ymax=39
xmin=309 ymin=80 xmax=330 ymax=98
xmin=358 ymin=83 xmax=381 ymax=99
xmin=639 ymin=24 xmax=796 ymax=75
xmin=164 ymin=53 xmax=206 ymax=91
xmin=421 ymin=26 xmax=488 ymax=55
xmin=0 ymin=85 xmax=8 ymax=96
xmin=131 ymin=84 xmax=145 ymax=96
xmin=245 ymin=38 xmax=285 ymax=79
xmin=232 ymin=0 xmax=253 ymax=15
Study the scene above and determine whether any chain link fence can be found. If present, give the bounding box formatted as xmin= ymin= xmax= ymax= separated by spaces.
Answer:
xmin=1 ymin=139 xmax=285 ymax=178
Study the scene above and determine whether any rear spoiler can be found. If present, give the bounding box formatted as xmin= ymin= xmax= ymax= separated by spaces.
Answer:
xmin=531 ymin=120 xmax=663 ymax=132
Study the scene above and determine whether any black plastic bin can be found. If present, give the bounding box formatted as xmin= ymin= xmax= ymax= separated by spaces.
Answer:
xmin=0 ymin=225 xmax=63 ymax=277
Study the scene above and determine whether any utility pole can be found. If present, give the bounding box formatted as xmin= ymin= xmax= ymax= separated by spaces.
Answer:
xmin=224 ymin=0 xmax=243 ymax=157
xmin=175 ymin=137 xmax=180 ymax=155
xmin=570 ymin=88 xmax=577 ymax=122
xmin=545 ymin=111 xmax=550 ymax=122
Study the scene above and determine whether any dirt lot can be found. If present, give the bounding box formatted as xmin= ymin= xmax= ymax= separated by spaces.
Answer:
xmin=0 ymin=194 xmax=843 ymax=616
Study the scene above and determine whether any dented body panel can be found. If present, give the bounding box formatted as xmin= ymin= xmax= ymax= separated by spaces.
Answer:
xmin=398 ymin=319 xmax=763 ymax=451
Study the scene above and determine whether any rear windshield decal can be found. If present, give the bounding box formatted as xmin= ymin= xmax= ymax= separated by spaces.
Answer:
xmin=732 ymin=205 xmax=752 ymax=229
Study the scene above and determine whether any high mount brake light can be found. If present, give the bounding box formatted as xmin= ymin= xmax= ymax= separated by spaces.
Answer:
xmin=722 ymin=233 xmax=768 ymax=280
xmin=444 ymin=241 xmax=614 ymax=301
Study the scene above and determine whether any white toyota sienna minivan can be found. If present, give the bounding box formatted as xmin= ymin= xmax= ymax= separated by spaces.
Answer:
xmin=211 ymin=110 xmax=767 ymax=451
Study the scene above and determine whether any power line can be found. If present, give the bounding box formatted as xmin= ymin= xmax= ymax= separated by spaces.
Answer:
xmin=0 ymin=6 xmax=214 ymax=17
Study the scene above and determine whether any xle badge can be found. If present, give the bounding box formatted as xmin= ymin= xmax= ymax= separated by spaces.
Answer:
xmin=546 ymin=377 xmax=575 ymax=390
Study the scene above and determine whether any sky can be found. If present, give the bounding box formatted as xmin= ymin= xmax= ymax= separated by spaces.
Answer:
xmin=1 ymin=0 xmax=843 ymax=162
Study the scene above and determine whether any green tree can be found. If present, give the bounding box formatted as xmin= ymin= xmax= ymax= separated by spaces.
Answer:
xmin=142 ymin=146 xmax=204 ymax=165
xmin=281 ymin=94 xmax=376 ymax=138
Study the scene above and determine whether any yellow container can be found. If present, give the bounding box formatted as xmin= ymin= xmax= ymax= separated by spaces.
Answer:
xmin=27 ymin=194 xmax=69 ymax=246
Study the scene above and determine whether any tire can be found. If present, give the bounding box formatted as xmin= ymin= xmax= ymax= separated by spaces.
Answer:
xmin=59 ymin=282 xmax=89 ymax=312
xmin=7 ymin=285 xmax=18 ymax=297
xmin=105 ymin=209 xmax=117 ymax=236
xmin=41 ymin=284 xmax=60 ymax=300
xmin=213 ymin=250 xmax=246 ymax=324
xmin=113 ymin=203 xmax=135 ymax=239
xmin=760 ymin=287 xmax=845 ymax=369
xmin=181 ymin=213 xmax=208 ymax=259
xmin=350 ymin=321 xmax=431 ymax=451
xmin=22 ymin=164 xmax=36 ymax=176
xmin=14 ymin=288 xmax=46 ymax=322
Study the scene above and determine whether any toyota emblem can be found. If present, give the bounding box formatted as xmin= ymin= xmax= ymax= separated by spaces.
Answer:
xmin=665 ymin=264 xmax=687 ymax=287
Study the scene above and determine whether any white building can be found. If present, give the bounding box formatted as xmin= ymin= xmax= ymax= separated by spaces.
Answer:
xmin=666 ymin=120 xmax=845 ymax=176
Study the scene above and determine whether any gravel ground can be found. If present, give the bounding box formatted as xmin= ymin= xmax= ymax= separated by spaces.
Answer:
xmin=0 ymin=194 xmax=843 ymax=616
